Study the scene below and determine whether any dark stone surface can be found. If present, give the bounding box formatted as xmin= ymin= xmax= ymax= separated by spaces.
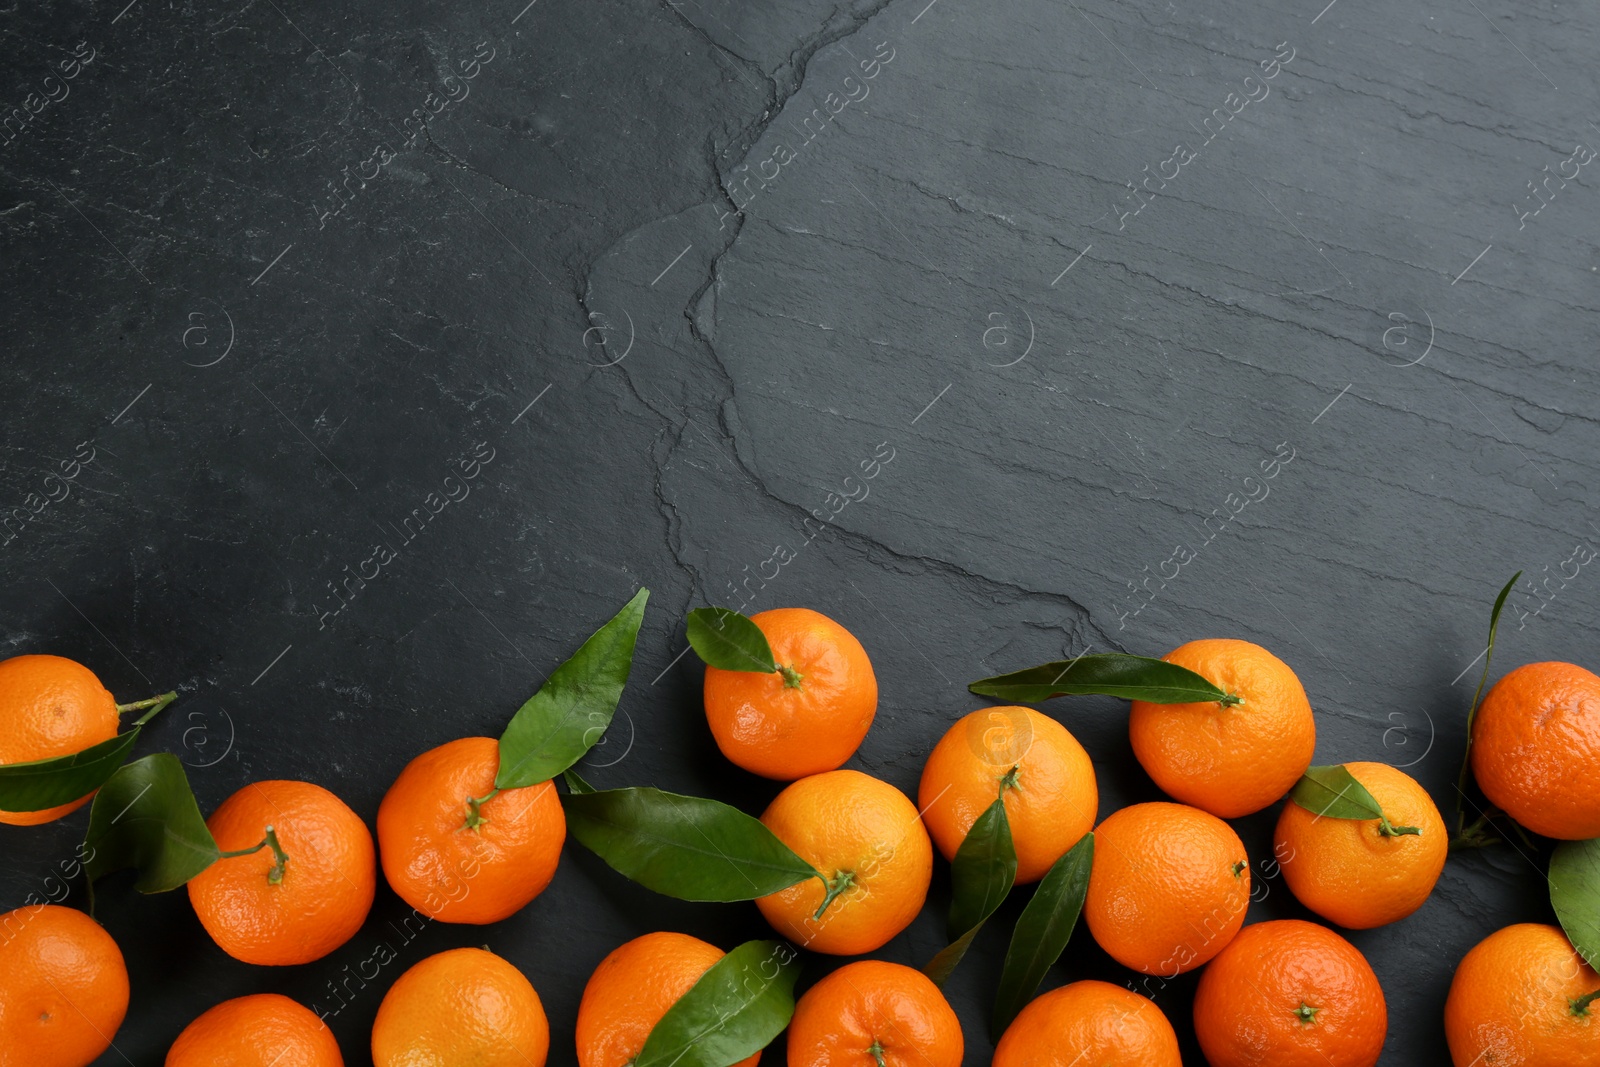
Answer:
xmin=3 ymin=0 xmax=1597 ymax=1063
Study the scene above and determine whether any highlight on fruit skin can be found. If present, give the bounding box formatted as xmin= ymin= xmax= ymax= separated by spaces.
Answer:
xmin=1444 ymin=923 xmax=1600 ymax=1067
xmin=1469 ymin=660 xmax=1600 ymax=840
xmin=991 ymin=980 xmax=1180 ymax=1067
xmin=0 ymin=903 xmax=130 ymax=1067
xmin=787 ymin=959 xmax=963 ymax=1067
xmin=371 ymin=947 xmax=549 ymax=1067
xmin=165 ymin=993 xmax=343 ymax=1067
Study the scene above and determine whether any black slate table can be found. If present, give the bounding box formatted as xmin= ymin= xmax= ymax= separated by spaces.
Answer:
xmin=3 ymin=0 xmax=1595 ymax=1064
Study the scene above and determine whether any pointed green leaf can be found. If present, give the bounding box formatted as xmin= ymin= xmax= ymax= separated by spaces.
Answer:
xmin=563 ymin=768 xmax=597 ymax=794
xmin=969 ymin=653 xmax=1228 ymax=704
xmin=0 ymin=729 xmax=142 ymax=812
xmin=1456 ymin=571 xmax=1523 ymax=833
xmin=923 ymin=797 xmax=1016 ymax=987
xmin=1289 ymin=765 xmax=1385 ymax=821
xmin=634 ymin=939 xmax=800 ymax=1067
xmin=83 ymin=754 xmax=220 ymax=893
xmin=1550 ymin=838 xmax=1600 ymax=971
xmin=923 ymin=922 xmax=987 ymax=989
xmin=992 ymin=832 xmax=1094 ymax=1039
xmin=496 ymin=589 xmax=649 ymax=790
xmin=561 ymin=786 xmax=819 ymax=901
xmin=686 ymin=607 xmax=777 ymax=673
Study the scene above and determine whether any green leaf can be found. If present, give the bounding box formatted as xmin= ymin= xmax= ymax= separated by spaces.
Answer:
xmin=968 ymin=653 xmax=1229 ymax=704
xmin=563 ymin=768 xmax=597 ymax=794
xmin=561 ymin=786 xmax=819 ymax=901
xmin=1455 ymin=572 xmax=1522 ymax=836
xmin=634 ymin=939 xmax=800 ymax=1067
xmin=991 ymin=832 xmax=1094 ymax=1039
xmin=0 ymin=729 xmax=142 ymax=812
xmin=948 ymin=798 xmax=1018 ymax=939
xmin=686 ymin=607 xmax=777 ymax=674
xmin=924 ymin=798 xmax=1017 ymax=987
xmin=83 ymin=754 xmax=220 ymax=893
xmin=496 ymin=589 xmax=649 ymax=790
xmin=1551 ymin=838 xmax=1600 ymax=971
xmin=1288 ymin=765 xmax=1385 ymax=821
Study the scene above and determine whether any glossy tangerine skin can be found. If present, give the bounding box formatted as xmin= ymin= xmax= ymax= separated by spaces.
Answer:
xmin=1472 ymin=661 xmax=1600 ymax=839
xmin=756 ymin=770 xmax=932 ymax=956
xmin=371 ymin=947 xmax=549 ymax=1067
xmin=0 ymin=654 xmax=118 ymax=825
xmin=186 ymin=779 xmax=375 ymax=966
xmin=165 ymin=993 xmax=343 ymax=1067
xmin=1085 ymin=801 xmax=1251 ymax=976
xmin=575 ymin=931 xmax=759 ymax=1067
xmin=918 ymin=706 xmax=1097 ymax=884
xmin=1129 ymin=639 xmax=1316 ymax=818
xmin=0 ymin=904 xmax=129 ymax=1067
xmin=1445 ymin=923 xmax=1600 ymax=1067
xmin=787 ymin=960 xmax=962 ymax=1067
xmin=378 ymin=736 xmax=565 ymax=924
xmin=703 ymin=607 xmax=877 ymax=780
xmin=1194 ymin=919 xmax=1387 ymax=1067
xmin=1276 ymin=761 xmax=1448 ymax=929
xmin=992 ymin=980 xmax=1181 ymax=1067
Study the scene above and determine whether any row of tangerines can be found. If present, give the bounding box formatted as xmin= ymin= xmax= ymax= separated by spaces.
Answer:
xmin=1 ymin=601 xmax=1597 ymax=1067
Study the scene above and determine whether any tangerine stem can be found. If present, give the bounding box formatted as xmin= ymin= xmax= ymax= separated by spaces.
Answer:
xmin=1293 ymin=1002 xmax=1320 ymax=1026
xmin=116 ymin=691 xmax=177 ymax=726
xmin=866 ymin=1040 xmax=888 ymax=1067
xmin=777 ymin=665 xmax=805 ymax=689
xmin=1219 ymin=692 xmax=1244 ymax=708
xmin=1572 ymin=990 xmax=1598 ymax=1017
xmin=218 ymin=825 xmax=290 ymax=885
xmin=465 ymin=789 xmax=500 ymax=830
xmin=998 ymin=765 xmax=1021 ymax=794
xmin=812 ymin=869 xmax=856 ymax=921
xmin=1377 ymin=816 xmax=1422 ymax=838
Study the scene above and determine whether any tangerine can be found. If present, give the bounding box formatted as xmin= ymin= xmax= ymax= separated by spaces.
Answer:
xmin=1275 ymin=761 xmax=1447 ymax=929
xmin=991 ymin=980 xmax=1180 ymax=1067
xmin=703 ymin=608 xmax=877 ymax=780
xmin=0 ymin=654 xmax=119 ymax=825
xmin=1129 ymin=639 xmax=1315 ymax=817
xmin=165 ymin=993 xmax=343 ymax=1067
xmin=576 ymin=931 xmax=760 ymax=1067
xmin=186 ymin=779 xmax=375 ymax=966
xmin=377 ymin=736 xmax=564 ymax=924
xmin=918 ymin=705 xmax=1097 ymax=883
xmin=1083 ymin=801 xmax=1250 ymax=975
xmin=1471 ymin=661 xmax=1600 ymax=839
xmin=1193 ymin=919 xmax=1387 ymax=1067
xmin=756 ymin=769 xmax=932 ymax=955
xmin=1444 ymin=923 xmax=1599 ymax=1067
xmin=787 ymin=959 xmax=963 ymax=1067
xmin=371 ymin=947 xmax=549 ymax=1067
xmin=0 ymin=904 xmax=129 ymax=1067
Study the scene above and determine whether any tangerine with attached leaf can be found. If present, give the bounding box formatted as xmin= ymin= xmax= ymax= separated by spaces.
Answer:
xmin=1129 ymin=638 xmax=1315 ymax=817
xmin=756 ymin=769 xmax=932 ymax=956
xmin=918 ymin=705 xmax=1097 ymax=883
xmin=1470 ymin=661 xmax=1600 ymax=840
xmin=0 ymin=654 xmax=120 ymax=825
xmin=1445 ymin=923 xmax=1600 ymax=1067
xmin=992 ymin=980 xmax=1181 ymax=1067
xmin=377 ymin=736 xmax=564 ymax=924
xmin=1275 ymin=761 xmax=1447 ymax=929
xmin=0 ymin=904 xmax=129 ymax=1067
xmin=576 ymin=931 xmax=760 ymax=1067
xmin=186 ymin=779 xmax=375 ymax=966
xmin=165 ymin=993 xmax=343 ymax=1067
xmin=371 ymin=947 xmax=549 ymax=1067
xmin=1194 ymin=919 xmax=1387 ymax=1067
xmin=703 ymin=608 xmax=877 ymax=780
xmin=787 ymin=959 xmax=963 ymax=1067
